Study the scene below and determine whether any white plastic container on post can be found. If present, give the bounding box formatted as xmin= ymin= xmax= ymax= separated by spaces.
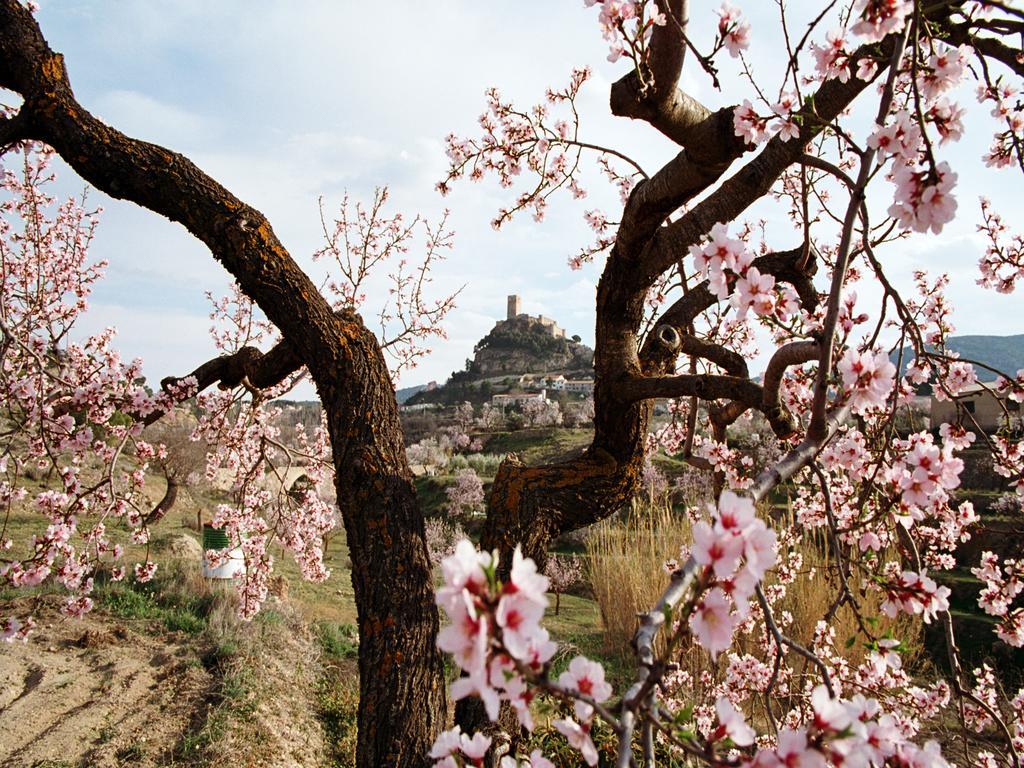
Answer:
xmin=201 ymin=524 xmax=246 ymax=579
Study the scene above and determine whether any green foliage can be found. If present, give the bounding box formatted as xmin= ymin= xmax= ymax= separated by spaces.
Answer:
xmin=474 ymin=321 xmax=571 ymax=357
xmin=414 ymin=475 xmax=452 ymax=517
xmin=95 ymin=564 xmax=212 ymax=636
xmin=446 ymin=452 xmax=505 ymax=477
xmin=484 ymin=427 xmax=593 ymax=464
xmin=317 ymin=672 xmax=359 ymax=768
xmin=315 ymin=621 xmax=360 ymax=660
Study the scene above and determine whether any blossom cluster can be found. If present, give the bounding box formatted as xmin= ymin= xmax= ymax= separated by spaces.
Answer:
xmin=582 ymin=0 xmax=666 ymax=65
xmin=838 ymin=347 xmax=897 ymax=414
xmin=976 ymin=71 xmax=1023 ymax=170
xmin=433 ymin=540 xmax=613 ymax=765
xmin=0 ymin=145 xmax=196 ymax=635
xmin=313 ymin=187 xmax=457 ymax=376
xmin=688 ymin=223 xmax=782 ymax=320
xmin=973 ymin=551 xmax=1024 ymax=646
xmin=192 ymin=292 xmax=337 ymax=619
xmin=438 ymin=63 xmax=645 ymax=270
xmin=976 ymin=197 xmax=1024 ymax=294
xmin=444 ymin=468 xmax=485 ymax=519
xmin=687 ymin=491 xmax=778 ymax=656
xmin=434 ymin=524 xmax=957 ymax=768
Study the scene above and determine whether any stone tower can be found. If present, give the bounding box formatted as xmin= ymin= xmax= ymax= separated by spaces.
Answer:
xmin=507 ymin=294 xmax=522 ymax=320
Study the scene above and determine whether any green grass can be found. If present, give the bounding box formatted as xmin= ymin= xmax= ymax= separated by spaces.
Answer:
xmin=177 ymin=658 xmax=258 ymax=761
xmin=96 ymin=578 xmax=208 ymax=635
xmin=315 ymin=621 xmax=360 ymax=660
xmin=315 ymin=621 xmax=361 ymax=766
xmin=317 ymin=665 xmax=359 ymax=768
xmin=414 ymin=475 xmax=454 ymax=517
xmin=541 ymin=592 xmax=636 ymax=692
xmin=483 ymin=427 xmax=593 ymax=464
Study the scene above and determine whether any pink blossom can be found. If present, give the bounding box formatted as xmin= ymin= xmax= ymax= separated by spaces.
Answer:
xmin=811 ymin=684 xmax=851 ymax=732
xmin=888 ymin=161 xmax=958 ymax=235
xmin=692 ymin=521 xmax=745 ymax=579
xmin=772 ymin=728 xmax=827 ymax=768
xmin=134 ymin=561 xmax=157 ymax=583
xmin=500 ymin=750 xmax=555 ymax=768
xmin=851 ymin=0 xmax=912 ymax=43
xmin=554 ymin=717 xmax=599 ymax=766
xmin=460 ymin=731 xmax=493 ymax=761
xmin=690 ymin=587 xmax=738 ymax=658
xmin=437 ymin=539 xmax=492 ymax=611
xmin=812 ymin=30 xmax=851 ymax=83
xmin=734 ymin=100 xmax=768 ymax=145
xmin=838 ymin=348 xmax=896 ymax=414
xmin=430 ymin=726 xmax=463 ymax=760
xmin=717 ymin=2 xmax=750 ymax=58
xmin=509 ymin=545 xmax=550 ymax=606
xmin=713 ymin=697 xmax=756 ymax=746
xmin=558 ymin=655 xmax=613 ymax=720
xmin=732 ymin=266 xmax=776 ymax=318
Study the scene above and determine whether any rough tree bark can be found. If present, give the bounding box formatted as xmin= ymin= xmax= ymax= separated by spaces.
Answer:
xmin=0 ymin=5 xmax=444 ymax=766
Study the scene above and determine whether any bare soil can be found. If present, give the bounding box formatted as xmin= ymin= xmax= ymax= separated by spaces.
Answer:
xmin=0 ymin=599 xmax=212 ymax=768
xmin=0 ymin=594 xmax=328 ymax=768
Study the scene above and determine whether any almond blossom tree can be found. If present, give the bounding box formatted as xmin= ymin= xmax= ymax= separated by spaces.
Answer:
xmin=446 ymin=468 xmax=486 ymax=520
xmin=0 ymin=143 xmax=192 ymax=633
xmin=435 ymin=0 xmax=1024 ymax=764
xmin=0 ymin=4 xmax=456 ymax=760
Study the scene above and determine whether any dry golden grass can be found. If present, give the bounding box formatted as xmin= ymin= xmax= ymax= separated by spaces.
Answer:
xmin=585 ymin=501 xmax=691 ymax=657
xmin=765 ymin=506 xmax=923 ymax=672
xmin=585 ymin=498 xmax=923 ymax=677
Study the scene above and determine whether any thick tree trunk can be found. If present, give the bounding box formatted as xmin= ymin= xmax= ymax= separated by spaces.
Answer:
xmin=0 ymin=6 xmax=446 ymax=764
xmin=315 ymin=321 xmax=447 ymax=766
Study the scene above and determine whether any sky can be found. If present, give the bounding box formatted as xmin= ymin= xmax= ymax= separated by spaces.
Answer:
xmin=18 ymin=1 xmax=1024 ymax=398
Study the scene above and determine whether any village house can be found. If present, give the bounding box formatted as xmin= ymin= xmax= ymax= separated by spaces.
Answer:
xmin=491 ymin=391 xmax=549 ymax=408
xmin=519 ymin=373 xmax=566 ymax=391
xmin=399 ymin=402 xmax=441 ymax=412
xmin=930 ymin=382 xmax=1021 ymax=433
xmin=564 ymin=379 xmax=595 ymax=394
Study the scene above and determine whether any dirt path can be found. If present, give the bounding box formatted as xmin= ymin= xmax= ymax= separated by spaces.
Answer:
xmin=0 ymin=602 xmax=212 ymax=768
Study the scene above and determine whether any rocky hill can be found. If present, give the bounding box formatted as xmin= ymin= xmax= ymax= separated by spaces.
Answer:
xmin=405 ymin=313 xmax=594 ymax=407
xmin=468 ymin=315 xmax=593 ymax=377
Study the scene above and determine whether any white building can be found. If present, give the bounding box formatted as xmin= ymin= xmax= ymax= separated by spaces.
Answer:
xmin=544 ymin=375 xmax=566 ymax=391
xmin=565 ymin=379 xmax=595 ymax=394
xmin=491 ymin=391 xmax=549 ymax=408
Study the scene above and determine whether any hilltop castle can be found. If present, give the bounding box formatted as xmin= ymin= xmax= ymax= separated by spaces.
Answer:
xmin=503 ymin=294 xmax=565 ymax=338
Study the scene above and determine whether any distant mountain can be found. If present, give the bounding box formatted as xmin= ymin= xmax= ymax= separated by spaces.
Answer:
xmin=396 ymin=384 xmax=429 ymax=404
xmin=892 ymin=334 xmax=1024 ymax=378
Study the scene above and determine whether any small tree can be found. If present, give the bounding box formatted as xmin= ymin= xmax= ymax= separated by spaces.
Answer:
xmin=143 ymin=410 xmax=209 ymax=530
xmin=545 ymin=553 xmax=583 ymax=615
xmin=564 ymin=396 xmax=595 ymax=427
xmin=521 ymin=397 xmax=562 ymax=427
xmin=477 ymin=402 xmax=506 ymax=431
xmin=444 ymin=468 xmax=485 ymax=519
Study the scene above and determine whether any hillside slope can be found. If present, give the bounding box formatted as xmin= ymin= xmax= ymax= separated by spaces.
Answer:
xmin=892 ymin=334 xmax=1024 ymax=378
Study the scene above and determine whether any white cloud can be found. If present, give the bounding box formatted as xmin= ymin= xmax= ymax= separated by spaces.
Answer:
xmin=26 ymin=0 xmax=1024 ymax=400
xmin=91 ymin=89 xmax=215 ymax=148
